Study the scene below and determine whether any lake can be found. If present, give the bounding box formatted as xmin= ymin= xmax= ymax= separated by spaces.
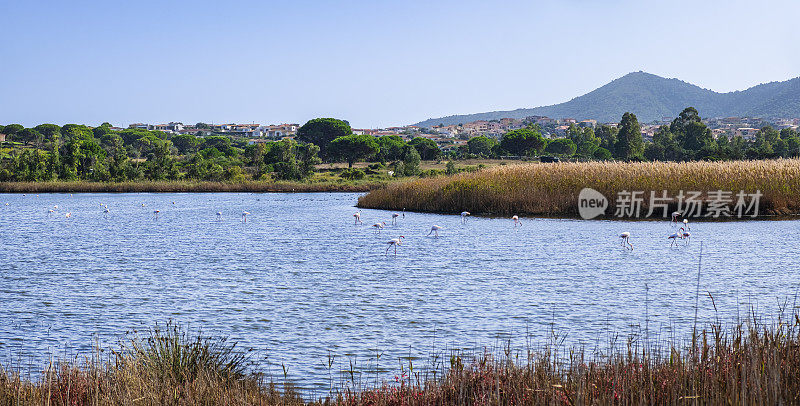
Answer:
xmin=1 ymin=192 xmax=798 ymax=393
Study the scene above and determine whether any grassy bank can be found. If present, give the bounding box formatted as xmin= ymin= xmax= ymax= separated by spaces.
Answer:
xmin=358 ymin=159 xmax=800 ymax=218
xmin=0 ymin=180 xmax=387 ymax=194
xmin=3 ymin=315 xmax=800 ymax=405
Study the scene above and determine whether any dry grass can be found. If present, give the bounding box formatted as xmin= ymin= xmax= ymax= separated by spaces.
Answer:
xmin=358 ymin=159 xmax=800 ymax=217
xmin=3 ymin=314 xmax=800 ymax=405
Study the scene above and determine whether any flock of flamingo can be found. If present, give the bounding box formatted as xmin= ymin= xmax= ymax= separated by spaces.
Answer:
xmin=26 ymin=195 xmax=693 ymax=254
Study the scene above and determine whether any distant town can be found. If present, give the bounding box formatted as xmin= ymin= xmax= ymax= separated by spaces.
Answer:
xmin=115 ymin=114 xmax=800 ymax=153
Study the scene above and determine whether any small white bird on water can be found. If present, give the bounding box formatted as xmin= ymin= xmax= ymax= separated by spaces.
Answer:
xmin=216 ymin=211 xmax=222 ymax=220
xmin=460 ymin=211 xmax=470 ymax=223
xmin=619 ymin=232 xmax=633 ymax=250
xmin=241 ymin=211 xmax=250 ymax=222
xmin=671 ymin=211 xmax=681 ymax=224
xmin=65 ymin=212 xmax=71 ymax=219
xmin=153 ymin=210 xmax=160 ymax=219
xmin=354 ymin=211 xmax=363 ymax=225
xmin=385 ymin=236 xmax=405 ymax=255
xmin=428 ymin=225 xmax=443 ymax=237
xmin=512 ymin=215 xmax=522 ymax=227
xmin=391 ymin=212 xmax=400 ymax=225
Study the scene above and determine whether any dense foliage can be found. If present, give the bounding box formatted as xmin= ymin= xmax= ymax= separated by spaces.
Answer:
xmin=2 ymin=107 xmax=798 ymax=183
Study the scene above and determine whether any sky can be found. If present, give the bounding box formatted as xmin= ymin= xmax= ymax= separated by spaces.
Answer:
xmin=1 ymin=0 xmax=799 ymax=129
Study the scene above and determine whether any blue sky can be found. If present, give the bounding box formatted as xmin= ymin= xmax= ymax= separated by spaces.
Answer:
xmin=1 ymin=0 xmax=799 ymax=128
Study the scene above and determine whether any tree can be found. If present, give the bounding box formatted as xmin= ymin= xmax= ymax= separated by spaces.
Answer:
xmin=33 ymin=124 xmax=61 ymax=144
xmin=670 ymin=107 xmax=702 ymax=135
xmin=16 ymin=128 xmax=42 ymax=145
xmin=171 ymin=134 xmax=201 ymax=155
xmin=544 ymin=138 xmax=577 ymax=156
xmin=376 ymin=135 xmax=406 ymax=161
xmin=593 ymin=147 xmax=612 ymax=160
xmin=328 ymin=134 xmax=379 ymax=167
xmin=467 ymin=136 xmax=497 ymax=157
xmin=93 ymin=123 xmax=113 ymax=138
xmin=408 ymin=137 xmax=441 ymax=160
xmin=595 ymin=125 xmax=618 ymax=151
xmin=614 ymin=112 xmax=644 ymax=160
xmin=2 ymin=124 xmax=24 ymax=140
xmin=401 ymin=145 xmax=421 ymax=176
xmin=499 ymin=128 xmax=547 ymax=156
xmin=569 ymin=127 xmax=600 ymax=158
xmin=295 ymin=118 xmax=352 ymax=158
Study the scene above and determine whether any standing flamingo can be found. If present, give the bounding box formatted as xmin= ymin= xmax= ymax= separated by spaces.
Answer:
xmin=385 ymin=236 xmax=405 ymax=255
xmin=680 ymin=230 xmax=691 ymax=245
xmin=242 ymin=211 xmax=250 ymax=222
xmin=216 ymin=211 xmax=222 ymax=221
xmin=619 ymin=232 xmax=633 ymax=250
xmin=671 ymin=211 xmax=681 ymax=224
xmin=372 ymin=222 xmax=387 ymax=233
xmin=512 ymin=215 xmax=522 ymax=227
xmin=668 ymin=232 xmax=680 ymax=247
xmin=153 ymin=210 xmax=160 ymax=219
xmin=682 ymin=219 xmax=690 ymax=231
xmin=428 ymin=225 xmax=443 ymax=237
xmin=402 ymin=208 xmax=405 ymax=218
xmin=354 ymin=211 xmax=363 ymax=225
xmin=460 ymin=211 xmax=470 ymax=223
xmin=391 ymin=212 xmax=400 ymax=225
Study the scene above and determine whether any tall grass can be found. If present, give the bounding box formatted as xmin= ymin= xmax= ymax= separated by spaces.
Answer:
xmin=358 ymin=159 xmax=800 ymax=217
xmin=2 ymin=315 xmax=800 ymax=404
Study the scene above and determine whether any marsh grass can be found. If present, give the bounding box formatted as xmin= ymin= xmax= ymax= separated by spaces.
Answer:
xmin=3 ymin=315 xmax=800 ymax=405
xmin=358 ymin=159 xmax=800 ymax=217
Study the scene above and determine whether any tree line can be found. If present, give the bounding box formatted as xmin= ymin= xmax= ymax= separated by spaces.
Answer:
xmin=1 ymin=108 xmax=798 ymax=182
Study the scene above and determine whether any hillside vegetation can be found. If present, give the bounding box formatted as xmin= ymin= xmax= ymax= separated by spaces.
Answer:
xmin=416 ymin=72 xmax=800 ymax=126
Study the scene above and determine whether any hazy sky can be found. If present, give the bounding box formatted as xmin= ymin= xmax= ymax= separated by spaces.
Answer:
xmin=2 ymin=0 xmax=799 ymax=128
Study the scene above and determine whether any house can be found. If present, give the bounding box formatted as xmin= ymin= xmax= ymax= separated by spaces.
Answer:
xmin=0 ymin=133 xmax=6 ymax=142
xmin=734 ymin=127 xmax=759 ymax=139
xmin=579 ymin=119 xmax=597 ymax=128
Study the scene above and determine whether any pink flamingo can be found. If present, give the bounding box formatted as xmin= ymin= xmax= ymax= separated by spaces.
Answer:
xmin=385 ymin=236 xmax=405 ymax=255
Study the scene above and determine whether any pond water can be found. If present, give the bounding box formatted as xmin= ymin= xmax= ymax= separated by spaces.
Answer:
xmin=1 ymin=192 xmax=798 ymax=393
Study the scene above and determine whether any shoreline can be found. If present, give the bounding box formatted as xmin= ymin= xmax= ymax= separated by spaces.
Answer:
xmin=0 ymin=181 xmax=386 ymax=194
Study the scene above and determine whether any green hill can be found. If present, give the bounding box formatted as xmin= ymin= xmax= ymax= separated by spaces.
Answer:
xmin=414 ymin=72 xmax=800 ymax=126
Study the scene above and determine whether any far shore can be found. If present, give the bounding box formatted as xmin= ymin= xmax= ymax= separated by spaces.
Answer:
xmin=0 ymin=180 xmax=386 ymax=194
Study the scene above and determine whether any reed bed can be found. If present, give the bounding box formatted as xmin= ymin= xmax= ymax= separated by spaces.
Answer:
xmin=358 ymin=159 xmax=800 ymax=217
xmin=3 ymin=315 xmax=800 ymax=405
xmin=0 ymin=180 xmax=385 ymax=194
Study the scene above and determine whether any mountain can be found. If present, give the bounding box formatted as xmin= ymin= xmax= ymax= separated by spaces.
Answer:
xmin=414 ymin=72 xmax=800 ymax=127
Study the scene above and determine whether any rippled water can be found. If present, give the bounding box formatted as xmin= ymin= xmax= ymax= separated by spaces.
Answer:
xmin=1 ymin=192 xmax=798 ymax=393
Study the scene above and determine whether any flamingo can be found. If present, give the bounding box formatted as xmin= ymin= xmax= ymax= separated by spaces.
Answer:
xmin=103 ymin=206 xmax=109 ymax=217
xmin=682 ymin=219 xmax=690 ymax=231
xmin=460 ymin=211 xmax=470 ymax=223
xmin=153 ymin=210 xmax=160 ymax=219
xmin=241 ymin=211 xmax=250 ymax=222
xmin=680 ymin=230 xmax=691 ymax=245
xmin=512 ymin=215 xmax=522 ymax=227
xmin=47 ymin=209 xmax=54 ymax=217
xmin=668 ymin=232 xmax=680 ymax=247
xmin=391 ymin=212 xmax=400 ymax=225
xmin=354 ymin=211 xmax=363 ymax=225
xmin=619 ymin=232 xmax=633 ymax=250
xmin=428 ymin=225 xmax=443 ymax=237
xmin=385 ymin=236 xmax=405 ymax=255
xmin=671 ymin=211 xmax=681 ymax=224
xmin=216 ymin=211 xmax=222 ymax=220
xmin=65 ymin=212 xmax=71 ymax=219
xmin=372 ymin=222 xmax=386 ymax=233
xmin=402 ymin=208 xmax=405 ymax=218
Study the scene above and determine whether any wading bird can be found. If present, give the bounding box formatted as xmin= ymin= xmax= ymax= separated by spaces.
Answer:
xmin=216 ymin=211 xmax=222 ymax=220
xmin=680 ymin=230 xmax=691 ymax=245
xmin=153 ymin=210 xmax=160 ymax=219
xmin=372 ymin=222 xmax=386 ymax=233
xmin=354 ymin=211 xmax=363 ymax=225
xmin=428 ymin=225 xmax=443 ymax=237
xmin=391 ymin=212 xmax=400 ymax=225
xmin=461 ymin=211 xmax=470 ymax=223
xmin=671 ymin=211 xmax=681 ymax=224
xmin=103 ymin=206 xmax=109 ymax=217
xmin=47 ymin=209 xmax=54 ymax=217
xmin=619 ymin=232 xmax=633 ymax=250
xmin=385 ymin=236 xmax=404 ymax=255
xmin=512 ymin=215 xmax=522 ymax=227
xmin=668 ymin=232 xmax=680 ymax=247
xmin=65 ymin=212 xmax=71 ymax=219
xmin=682 ymin=219 xmax=690 ymax=231
xmin=242 ymin=211 xmax=250 ymax=222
